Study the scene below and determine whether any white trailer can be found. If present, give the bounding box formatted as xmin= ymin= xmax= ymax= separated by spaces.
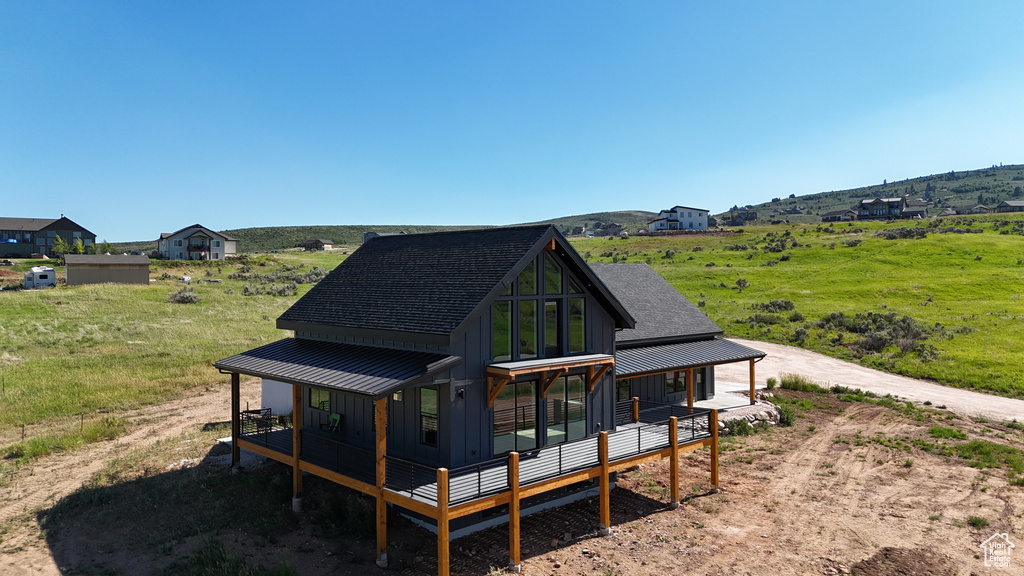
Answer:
xmin=24 ymin=266 xmax=56 ymax=288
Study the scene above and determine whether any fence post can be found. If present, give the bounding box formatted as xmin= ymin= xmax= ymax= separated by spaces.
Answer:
xmin=508 ymin=452 xmax=521 ymax=572
xmin=710 ymin=409 xmax=719 ymax=492
xmin=632 ymin=397 xmax=639 ymax=424
xmin=437 ymin=467 xmax=450 ymax=576
xmin=669 ymin=416 xmax=679 ymax=508
xmin=599 ymin=431 xmax=610 ymax=535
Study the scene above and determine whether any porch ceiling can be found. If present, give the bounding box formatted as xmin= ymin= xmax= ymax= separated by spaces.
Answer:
xmin=215 ymin=338 xmax=461 ymax=399
xmin=614 ymin=337 xmax=765 ymax=378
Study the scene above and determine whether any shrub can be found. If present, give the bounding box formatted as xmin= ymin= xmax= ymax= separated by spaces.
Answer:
xmin=729 ymin=418 xmax=754 ymax=436
xmin=168 ymin=287 xmax=201 ymax=304
xmin=754 ymin=299 xmax=795 ymax=313
xmin=967 ymin=516 xmax=989 ymax=529
xmin=876 ymin=227 xmax=928 ymax=240
xmin=766 ymin=377 xmax=777 ymax=391
xmin=779 ymin=373 xmax=828 ymax=393
xmin=928 ymin=426 xmax=967 ymax=440
xmin=843 ymin=238 xmax=862 ymax=247
xmin=792 ymin=328 xmax=809 ymax=344
xmin=777 ymin=404 xmax=796 ymax=427
xmin=789 ymin=311 xmax=805 ymax=322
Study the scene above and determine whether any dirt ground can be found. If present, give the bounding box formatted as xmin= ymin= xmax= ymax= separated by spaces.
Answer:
xmin=2 ymin=380 xmax=1023 ymax=575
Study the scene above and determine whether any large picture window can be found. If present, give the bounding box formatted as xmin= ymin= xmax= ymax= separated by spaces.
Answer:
xmin=310 ymin=388 xmax=330 ymax=411
xmin=491 ymin=250 xmax=588 ymax=361
xmin=666 ymin=371 xmax=687 ymax=395
xmin=493 ymin=380 xmax=537 ymax=455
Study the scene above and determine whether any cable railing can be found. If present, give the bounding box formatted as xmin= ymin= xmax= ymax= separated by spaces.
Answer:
xmin=301 ymin=433 xmax=375 ymax=485
xmin=387 ymin=457 xmax=440 ymax=503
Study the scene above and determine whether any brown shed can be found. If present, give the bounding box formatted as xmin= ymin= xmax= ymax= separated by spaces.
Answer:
xmin=64 ymin=254 xmax=151 ymax=286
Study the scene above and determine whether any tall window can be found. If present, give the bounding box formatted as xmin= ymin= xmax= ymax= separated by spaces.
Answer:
xmin=419 ymin=386 xmax=438 ymax=447
xmin=491 ymin=250 xmax=587 ymax=361
xmin=666 ymin=371 xmax=687 ymax=395
xmin=546 ymin=375 xmax=586 ymax=445
xmin=616 ymin=380 xmax=632 ymax=402
xmin=493 ymin=381 xmax=537 ymax=454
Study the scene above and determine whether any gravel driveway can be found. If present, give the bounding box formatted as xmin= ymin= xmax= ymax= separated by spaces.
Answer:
xmin=714 ymin=338 xmax=1024 ymax=422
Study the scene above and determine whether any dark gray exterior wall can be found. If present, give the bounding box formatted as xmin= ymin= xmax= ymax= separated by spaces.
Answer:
xmin=617 ymin=366 xmax=715 ymax=403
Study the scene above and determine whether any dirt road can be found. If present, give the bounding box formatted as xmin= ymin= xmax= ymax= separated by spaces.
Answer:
xmin=716 ymin=338 xmax=1024 ymax=421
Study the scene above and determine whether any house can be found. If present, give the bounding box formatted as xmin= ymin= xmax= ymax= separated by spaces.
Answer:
xmin=954 ymin=204 xmax=989 ymax=215
xmin=821 ymin=209 xmax=857 ymax=223
xmin=903 ymin=199 xmax=929 ymax=219
xmin=215 ymin=225 xmax=765 ymax=575
xmin=997 ymin=200 xmax=1024 ymax=213
xmin=23 ymin=266 xmax=56 ymax=288
xmin=648 ymin=206 xmax=709 ymax=232
xmin=0 ymin=216 xmax=96 ymax=258
xmin=857 ymin=197 xmax=906 ymax=220
xmin=156 ymin=224 xmax=237 ymax=261
xmin=64 ymin=254 xmax=150 ymax=286
xmin=591 ymin=263 xmax=764 ymax=407
xmin=303 ymin=239 xmax=335 ymax=251
xmin=937 ymin=207 xmax=958 ymax=217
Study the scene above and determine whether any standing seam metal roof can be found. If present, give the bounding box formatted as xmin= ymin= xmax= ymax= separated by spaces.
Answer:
xmin=213 ymin=338 xmax=461 ymax=398
xmin=615 ymin=338 xmax=765 ymax=376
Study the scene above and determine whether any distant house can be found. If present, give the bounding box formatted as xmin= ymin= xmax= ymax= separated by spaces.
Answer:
xmin=157 ymin=224 xmax=237 ymax=261
xmin=603 ymin=222 xmax=624 ymax=236
xmin=857 ymin=197 xmax=906 ymax=220
xmin=215 ymin=226 xmax=764 ymax=573
xmin=903 ymin=199 xmax=929 ymax=219
xmin=304 ymin=239 xmax=335 ymax=251
xmin=0 ymin=216 xmax=96 ymax=258
xmin=937 ymin=207 xmax=958 ymax=217
xmin=648 ymin=206 xmax=709 ymax=232
xmin=64 ymin=254 xmax=150 ymax=286
xmin=997 ymin=200 xmax=1024 ymax=213
xmin=821 ymin=209 xmax=857 ymax=223
xmin=571 ymin=226 xmax=585 ymax=236
xmin=954 ymin=204 xmax=989 ymax=215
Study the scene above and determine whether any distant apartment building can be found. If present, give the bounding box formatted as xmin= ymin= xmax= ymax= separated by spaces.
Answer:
xmin=157 ymin=224 xmax=237 ymax=261
xmin=648 ymin=206 xmax=709 ymax=232
xmin=0 ymin=216 xmax=96 ymax=258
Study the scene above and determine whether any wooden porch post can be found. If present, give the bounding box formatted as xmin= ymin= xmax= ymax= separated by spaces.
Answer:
xmin=437 ymin=468 xmax=450 ymax=576
xmin=230 ymin=372 xmax=240 ymax=469
xmin=508 ymin=452 xmax=521 ymax=571
xmin=631 ymin=397 xmax=639 ymax=423
xmin=292 ymin=384 xmax=303 ymax=511
xmin=375 ymin=397 xmax=388 ymax=568
xmin=598 ymin=431 xmax=610 ymax=535
xmin=749 ymin=359 xmax=756 ymax=405
xmin=686 ymin=367 xmax=695 ymax=410
xmin=669 ymin=416 xmax=679 ymax=508
xmin=710 ymin=409 xmax=720 ymax=491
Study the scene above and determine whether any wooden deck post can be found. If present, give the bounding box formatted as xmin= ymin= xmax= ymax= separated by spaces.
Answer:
xmin=686 ymin=367 xmax=695 ymax=409
xmin=749 ymin=358 xmax=756 ymax=405
xmin=710 ymin=409 xmax=720 ymax=492
xmin=669 ymin=416 xmax=679 ymax=508
xmin=291 ymin=384 xmax=302 ymax=511
xmin=631 ymin=397 xmax=639 ymax=424
xmin=508 ymin=452 xmax=521 ymax=571
xmin=375 ymin=397 xmax=388 ymax=568
xmin=598 ymin=431 xmax=610 ymax=535
xmin=437 ymin=468 xmax=450 ymax=576
xmin=230 ymin=372 xmax=240 ymax=470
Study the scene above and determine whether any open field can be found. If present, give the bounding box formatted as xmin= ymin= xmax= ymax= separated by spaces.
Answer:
xmin=572 ymin=214 xmax=1024 ymax=398
xmin=1 ymin=379 xmax=1022 ymax=575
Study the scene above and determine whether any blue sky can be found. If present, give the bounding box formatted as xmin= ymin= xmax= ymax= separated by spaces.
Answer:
xmin=2 ymin=2 xmax=1023 ymax=242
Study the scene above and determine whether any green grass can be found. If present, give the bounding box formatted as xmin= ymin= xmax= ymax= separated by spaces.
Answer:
xmin=572 ymin=213 xmax=1024 ymax=397
xmin=0 ymin=256 xmax=333 ymax=443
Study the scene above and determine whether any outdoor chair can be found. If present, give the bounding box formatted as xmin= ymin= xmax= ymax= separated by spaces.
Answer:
xmin=321 ymin=413 xmax=342 ymax=434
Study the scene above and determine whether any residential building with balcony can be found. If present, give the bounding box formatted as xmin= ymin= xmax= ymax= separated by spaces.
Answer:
xmin=156 ymin=224 xmax=237 ymax=260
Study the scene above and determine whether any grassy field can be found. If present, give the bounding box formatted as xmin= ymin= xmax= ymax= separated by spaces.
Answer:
xmin=0 ymin=251 xmax=348 ymax=444
xmin=572 ymin=214 xmax=1024 ymax=397
xmin=2 ymin=214 xmax=1023 ymax=460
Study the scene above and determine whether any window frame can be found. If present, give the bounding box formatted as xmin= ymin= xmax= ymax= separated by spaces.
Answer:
xmin=419 ymin=386 xmax=439 ymax=447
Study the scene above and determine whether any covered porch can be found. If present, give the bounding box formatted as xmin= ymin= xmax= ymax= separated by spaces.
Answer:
xmin=216 ymin=339 xmax=722 ymax=576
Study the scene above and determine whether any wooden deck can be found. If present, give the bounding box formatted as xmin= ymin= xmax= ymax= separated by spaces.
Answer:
xmin=238 ymin=408 xmax=713 ymax=507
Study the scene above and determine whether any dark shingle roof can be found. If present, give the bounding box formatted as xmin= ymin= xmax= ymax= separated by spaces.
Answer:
xmin=64 ymin=254 xmax=151 ymax=265
xmin=590 ymin=263 xmax=722 ymax=347
xmin=214 ymin=338 xmax=461 ymax=399
xmin=280 ymin=226 xmax=594 ymax=337
xmin=0 ymin=217 xmax=58 ymax=231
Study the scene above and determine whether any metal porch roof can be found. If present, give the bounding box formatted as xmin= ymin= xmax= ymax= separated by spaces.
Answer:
xmin=614 ymin=338 xmax=766 ymax=378
xmin=214 ymin=338 xmax=461 ymax=399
